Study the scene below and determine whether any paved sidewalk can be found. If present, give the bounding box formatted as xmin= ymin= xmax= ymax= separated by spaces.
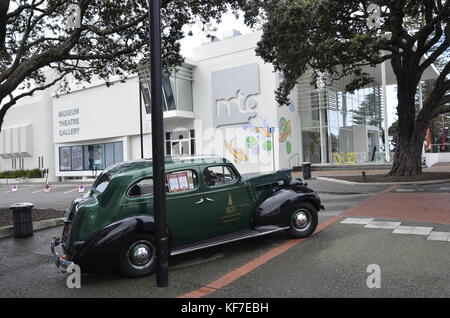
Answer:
xmin=344 ymin=186 xmax=450 ymax=225
xmin=293 ymin=162 xmax=450 ymax=177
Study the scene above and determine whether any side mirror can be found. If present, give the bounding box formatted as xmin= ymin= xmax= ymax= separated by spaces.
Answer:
xmin=294 ymin=177 xmax=307 ymax=187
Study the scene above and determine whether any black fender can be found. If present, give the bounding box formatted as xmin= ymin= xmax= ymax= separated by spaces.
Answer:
xmin=74 ymin=215 xmax=172 ymax=272
xmin=254 ymin=181 xmax=322 ymax=228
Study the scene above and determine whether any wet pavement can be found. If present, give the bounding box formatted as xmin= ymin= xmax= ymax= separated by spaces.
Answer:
xmin=0 ymin=179 xmax=448 ymax=298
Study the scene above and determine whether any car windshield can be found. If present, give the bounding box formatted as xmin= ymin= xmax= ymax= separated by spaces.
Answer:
xmin=92 ymin=173 xmax=110 ymax=194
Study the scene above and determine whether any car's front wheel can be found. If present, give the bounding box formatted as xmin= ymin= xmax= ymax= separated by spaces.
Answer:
xmin=285 ymin=202 xmax=318 ymax=238
xmin=118 ymin=234 xmax=156 ymax=277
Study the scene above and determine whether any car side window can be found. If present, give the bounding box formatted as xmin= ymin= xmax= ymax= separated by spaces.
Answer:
xmin=166 ymin=170 xmax=198 ymax=193
xmin=128 ymin=178 xmax=153 ymax=198
xmin=204 ymin=165 xmax=237 ymax=187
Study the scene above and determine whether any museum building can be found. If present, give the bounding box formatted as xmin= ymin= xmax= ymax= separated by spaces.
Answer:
xmin=0 ymin=30 xmax=439 ymax=181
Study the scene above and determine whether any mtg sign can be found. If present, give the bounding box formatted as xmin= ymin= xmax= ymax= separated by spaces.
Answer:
xmin=58 ymin=108 xmax=80 ymax=136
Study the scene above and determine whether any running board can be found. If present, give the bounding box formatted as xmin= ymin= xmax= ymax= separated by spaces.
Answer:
xmin=170 ymin=225 xmax=289 ymax=256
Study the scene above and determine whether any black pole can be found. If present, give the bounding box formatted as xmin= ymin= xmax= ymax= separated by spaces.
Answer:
xmin=139 ymin=82 xmax=144 ymax=159
xmin=148 ymin=0 xmax=169 ymax=287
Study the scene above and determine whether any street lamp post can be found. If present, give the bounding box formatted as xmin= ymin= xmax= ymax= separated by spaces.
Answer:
xmin=148 ymin=0 xmax=169 ymax=287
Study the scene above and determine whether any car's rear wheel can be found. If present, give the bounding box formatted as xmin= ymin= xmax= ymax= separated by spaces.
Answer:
xmin=118 ymin=233 xmax=156 ymax=277
xmin=285 ymin=202 xmax=318 ymax=238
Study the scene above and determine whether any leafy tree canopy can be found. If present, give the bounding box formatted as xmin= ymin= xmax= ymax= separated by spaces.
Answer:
xmin=0 ymin=0 xmax=264 ymax=130
xmin=255 ymin=0 xmax=449 ymax=176
xmin=256 ymin=0 xmax=449 ymax=108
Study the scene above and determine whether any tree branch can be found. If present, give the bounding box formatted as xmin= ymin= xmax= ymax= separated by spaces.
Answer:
xmin=0 ymin=0 xmax=9 ymax=50
xmin=0 ymin=69 xmax=70 ymax=131
xmin=5 ymin=0 xmax=45 ymax=20
xmin=411 ymin=1 xmax=450 ymax=45
xmin=84 ymin=15 xmax=147 ymax=36
xmin=419 ymin=26 xmax=450 ymax=74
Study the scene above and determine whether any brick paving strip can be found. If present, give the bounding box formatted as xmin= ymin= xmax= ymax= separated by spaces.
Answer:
xmin=343 ymin=186 xmax=450 ymax=225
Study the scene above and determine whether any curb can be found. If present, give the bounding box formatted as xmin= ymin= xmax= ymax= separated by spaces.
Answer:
xmin=0 ymin=218 xmax=64 ymax=239
xmin=315 ymin=176 xmax=450 ymax=186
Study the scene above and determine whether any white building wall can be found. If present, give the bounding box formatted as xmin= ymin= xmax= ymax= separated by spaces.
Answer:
xmin=425 ymin=153 xmax=450 ymax=167
xmin=0 ymin=91 xmax=55 ymax=180
xmin=53 ymin=76 xmax=145 ymax=144
xmin=276 ymin=80 xmax=302 ymax=170
xmin=2 ymin=30 xmax=397 ymax=178
xmin=192 ymin=31 xmax=280 ymax=174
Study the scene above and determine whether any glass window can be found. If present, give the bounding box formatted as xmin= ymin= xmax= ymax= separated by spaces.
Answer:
xmin=301 ymin=128 xmax=321 ymax=163
xmin=71 ymin=146 xmax=83 ymax=171
xmin=203 ymin=166 xmax=237 ymax=187
xmin=300 ymin=109 xmax=320 ymax=128
xmin=165 ymin=129 xmax=195 ymax=156
xmin=60 ymin=147 xmax=71 ymax=171
xmin=84 ymin=144 xmax=105 ymax=170
xmin=166 ymin=170 xmax=198 ymax=193
xmin=105 ymin=143 xmax=115 ymax=168
xmin=114 ymin=142 xmax=123 ymax=163
xmin=328 ymin=110 xmax=340 ymax=154
xmin=128 ymin=178 xmax=154 ymax=198
xmin=162 ymin=76 xmax=176 ymax=111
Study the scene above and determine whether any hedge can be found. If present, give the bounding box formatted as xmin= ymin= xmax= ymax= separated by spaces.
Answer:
xmin=0 ymin=169 xmax=43 ymax=179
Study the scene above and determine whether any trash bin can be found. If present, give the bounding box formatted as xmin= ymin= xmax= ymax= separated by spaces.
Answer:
xmin=10 ymin=203 xmax=34 ymax=238
xmin=302 ymin=162 xmax=312 ymax=180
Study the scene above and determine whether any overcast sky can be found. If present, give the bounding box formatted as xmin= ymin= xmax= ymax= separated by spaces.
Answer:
xmin=179 ymin=11 xmax=399 ymax=127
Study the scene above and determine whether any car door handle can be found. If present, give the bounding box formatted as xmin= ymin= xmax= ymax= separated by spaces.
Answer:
xmin=195 ymin=198 xmax=204 ymax=205
xmin=205 ymin=197 xmax=215 ymax=202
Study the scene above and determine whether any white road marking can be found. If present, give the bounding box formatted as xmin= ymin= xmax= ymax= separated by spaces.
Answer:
xmin=426 ymin=231 xmax=450 ymax=241
xmin=4 ymin=185 xmax=38 ymax=193
xmin=340 ymin=218 xmax=374 ymax=225
xmin=64 ymin=188 xmax=79 ymax=194
xmin=409 ymin=227 xmax=433 ymax=236
xmin=392 ymin=226 xmax=433 ymax=235
xmin=341 ymin=218 xmax=449 ymax=243
xmin=392 ymin=226 xmax=415 ymax=234
xmin=365 ymin=221 xmax=402 ymax=229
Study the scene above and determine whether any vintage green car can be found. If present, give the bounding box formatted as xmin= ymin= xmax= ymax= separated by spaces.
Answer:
xmin=51 ymin=156 xmax=323 ymax=277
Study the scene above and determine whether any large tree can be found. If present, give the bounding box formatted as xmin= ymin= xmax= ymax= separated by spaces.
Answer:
xmin=0 ymin=0 xmax=262 ymax=131
xmin=255 ymin=0 xmax=450 ymax=176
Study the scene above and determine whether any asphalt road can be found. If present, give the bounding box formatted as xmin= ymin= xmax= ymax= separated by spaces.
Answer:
xmin=0 ymin=183 xmax=91 ymax=210
xmin=0 ymin=180 xmax=448 ymax=298
xmin=0 ymin=178 xmax=381 ymax=210
xmin=3 ymin=182 xmax=448 ymax=298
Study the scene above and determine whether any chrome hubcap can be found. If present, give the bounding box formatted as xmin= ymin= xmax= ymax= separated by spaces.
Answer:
xmin=293 ymin=210 xmax=309 ymax=229
xmin=128 ymin=241 xmax=155 ymax=270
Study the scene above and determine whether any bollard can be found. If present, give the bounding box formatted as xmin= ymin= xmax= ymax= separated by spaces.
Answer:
xmin=302 ymin=162 xmax=312 ymax=180
xmin=10 ymin=203 xmax=34 ymax=238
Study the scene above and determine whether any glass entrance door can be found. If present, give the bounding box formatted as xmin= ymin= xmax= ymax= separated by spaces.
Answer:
xmin=165 ymin=129 xmax=195 ymax=156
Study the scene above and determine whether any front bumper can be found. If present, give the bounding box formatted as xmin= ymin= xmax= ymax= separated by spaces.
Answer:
xmin=50 ymin=237 xmax=74 ymax=270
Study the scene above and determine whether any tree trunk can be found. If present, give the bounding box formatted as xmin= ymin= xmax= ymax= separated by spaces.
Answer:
xmin=388 ymin=135 xmax=424 ymax=176
xmin=387 ymin=70 xmax=427 ymax=176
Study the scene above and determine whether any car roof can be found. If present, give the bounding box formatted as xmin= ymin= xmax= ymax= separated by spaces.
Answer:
xmin=103 ymin=156 xmax=232 ymax=177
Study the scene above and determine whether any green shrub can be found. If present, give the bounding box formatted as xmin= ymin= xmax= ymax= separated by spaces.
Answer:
xmin=0 ymin=169 xmax=44 ymax=179
xmin=28 ymin=168 xmax=43 ymax=178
